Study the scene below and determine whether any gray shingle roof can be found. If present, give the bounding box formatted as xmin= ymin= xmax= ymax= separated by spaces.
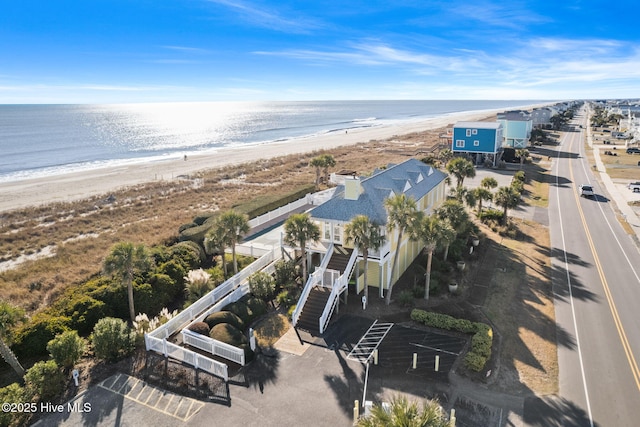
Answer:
xmin=310 ymin=158 xmax=447 ymax=225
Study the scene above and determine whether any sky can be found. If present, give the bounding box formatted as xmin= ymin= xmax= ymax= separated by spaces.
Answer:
xmin=1 ymin=0 xmax=639 ymax=103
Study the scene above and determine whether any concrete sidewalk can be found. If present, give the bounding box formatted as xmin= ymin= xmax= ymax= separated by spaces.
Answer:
xmin=586 ymin=125 xmax=640 ymax=244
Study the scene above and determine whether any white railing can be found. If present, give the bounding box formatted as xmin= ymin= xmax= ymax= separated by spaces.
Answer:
xmin=145 ymin=247 xmax=283 ymax=377
xmin=291 ymin=244 xmax=334 ymax=326
xmin=144 ymin=335 xmax=229 ymax=381
xmin=247 ymin=195 xmax=311 ymax=230
xmin=147 ymin=247 xmax=281 ymax=340
xmin=321 ymin=269 xmax=340 ymax=288
xmin=309 ymin=188 xmax=336 ymax=205
xmin=319 ymin=248 xmax=359 ymax=334
xmin=182 ymin=329 xmax=245 ymax=366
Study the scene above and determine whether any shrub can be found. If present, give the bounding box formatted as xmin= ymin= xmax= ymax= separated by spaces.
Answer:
xmin=242 ymin=296 xmax=268 ymax=319
xmin=274 ymin=259 xmax=297 ymax=288
xmin=184 ymin=268 xmax=214 ymax=303
xmin=206 ymin=266 xmax=225 ymax=286
xmin=47 ymin=330 xmax=87 ymax=369
xmin=276 ymin=290 xmax=296 ymax=308
xmin=174 ymin=241 xmax=206 ymax=265
xmin=410 ymin=309 xmax=493 ymax=372
xmin=178 ymin=223 xmax=211 ymax=247
xmin=204 ymin=311 xmax=244 ymax=331
xmin=171 ymin=241 xmax=203 ymax=269
xmin=248 ymin=271 xmax=276 ymax=303
xmin=91 ymin=317 xmax=136 ymax=362
xmin=149 ymin=273 xmax=180 ymax=303
xmin=0 ymin=383 xmax=26 ymax=427
xmin=178 ymin=222 xmax=198 ymax=233
xmin=398 ymin=290 xmax=414 ymax=307
xmin=24 ymin=360 xmax=64 ymax=402
xmin=514 ymin=170 xmax=526 ymax=182
xmin=209 ymin=323 xmax=248 ymax=347
xmin=12 ymin=313 xmax=71 ymax=358
xmin=187 ymin=322 xmax=210 ymax=336
xmin=52 ymin=293 xmax=106 ymax=336
xmin=225 ymin=301 xmax=254 ymax=325
xmin=193 ymin=213 xmax=215 ymax=226
xmin=287 ymin=304 xmax=296 ymax=319
xmin=157 ymin=260 xmax=187 ymax=288
xmin=510 ymin=179 xmax=524 ymax=193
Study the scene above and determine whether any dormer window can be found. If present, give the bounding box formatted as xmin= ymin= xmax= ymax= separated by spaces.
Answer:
xmin=416 ymin=173 xmax=423 ymax=183
xmin=403 ymin=180 xmax=411 ymax=192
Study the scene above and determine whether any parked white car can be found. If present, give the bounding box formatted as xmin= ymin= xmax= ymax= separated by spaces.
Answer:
xmin=628 ymin=182 xmax=640 ymax=192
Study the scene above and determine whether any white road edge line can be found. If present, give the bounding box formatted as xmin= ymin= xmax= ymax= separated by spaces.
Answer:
xmin=555 ymin=123 xmax=594 ymax=427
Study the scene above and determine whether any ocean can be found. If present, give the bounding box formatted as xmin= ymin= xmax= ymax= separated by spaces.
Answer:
xmin=0 ymin=100 xmax=547 ymax=183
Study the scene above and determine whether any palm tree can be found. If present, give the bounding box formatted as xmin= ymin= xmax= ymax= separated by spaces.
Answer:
xmin=515 ymin=148 xmax=529 ymax=170
xmin=411 ymin=214 xmax=446 ymax=301
xmin=494 ymin=186 xmax=521 ymax=225
xmin=0 ymin=301 xmax=26 ymax=377
xmin=104 ymin=242 xmax=152 ymax=323
xmin=481 ymin=176 xmax=498 ymax=190
xmin=439 ymin=220 xmax=457 ymax=262
xmin=310 ymin=156 xmax=325 ymax=188
xmin=321 ymin=154 xmax=336 ymax=184
xmin=357 ymin=395 xmax=449 ymax=427
xmin=446 ymin=157 xmax=475 ymax=188
xmin=384 ymin=193 xmax=419 ymax=305
xmin=217 ymin=211 xmax=250 ymax=275
xmin=473 ymin=187 xmax=493 ymax=214
xmin=284 ymin=213 xmax=320 ymax=282
xmin=344 ymin=215 xmax=386 ymax=308
xmin=435 ymin=199 xmax=470 ymax=233
xmin=204 ymin=225 xmax=228 ymax=276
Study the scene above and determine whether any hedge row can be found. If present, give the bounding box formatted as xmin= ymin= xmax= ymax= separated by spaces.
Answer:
xmin=410 ymin=309 xmax=493 ymax=372
xmin=232 ymin=184 xmax=315 ymax=219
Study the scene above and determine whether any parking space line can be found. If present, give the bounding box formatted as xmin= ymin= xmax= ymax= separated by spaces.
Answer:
xmin=97 ymin=374 xmax=205 ymax=422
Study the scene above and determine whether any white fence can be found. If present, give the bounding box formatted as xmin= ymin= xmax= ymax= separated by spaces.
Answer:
xmin=144 ymin=334 xmax=229 ymax=381
xmin=182 ymin=329 xmax=246 ymax=366
xmin=247 ymin=195 xmax=311 ymax=230
xmin=145 ymin=247 xmax=282 ymax=378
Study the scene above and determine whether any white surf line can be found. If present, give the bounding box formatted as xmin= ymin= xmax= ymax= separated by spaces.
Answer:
xmin=555 ymin=125 xmax=595 ymax=427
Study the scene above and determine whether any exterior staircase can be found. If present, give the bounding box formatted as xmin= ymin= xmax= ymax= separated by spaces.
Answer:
xmin=293 ymin=246 xmax=357 ymax=335
xmin=295 ymin=287 xmax=331 ymax=335
xmin=325 ymin=246 xmax=353 ymax=273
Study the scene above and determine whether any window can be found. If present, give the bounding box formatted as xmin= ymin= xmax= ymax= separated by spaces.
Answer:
xmin=455 ymin=139 xmax=465 ymax=148
xmin=465 ymin=129 xmax=471 ymax=137
xmin=334 ymin=224 xmax=342 ymax=243
xmin=324 ymin=222 xmax=331 ymax=240
xmin=472 ymin=129 xmax=478 ymax=135
xmin=473 ymin=140 xmax=480 ymax=146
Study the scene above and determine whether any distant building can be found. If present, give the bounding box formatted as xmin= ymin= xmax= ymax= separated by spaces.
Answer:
xmin=530 ymin=107 xmax=555 ymax=128
xmin=452 ymin=121 xmax=503 ymax=166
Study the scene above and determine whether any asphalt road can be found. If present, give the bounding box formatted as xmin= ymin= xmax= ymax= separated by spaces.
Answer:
xmin=550 ymin=107 xmax=640 ymax=427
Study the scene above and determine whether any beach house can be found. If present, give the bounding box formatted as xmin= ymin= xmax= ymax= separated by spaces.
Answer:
xmin=452 ymin=121 xmax=504 ymax=166
xmin=291 ymin=158 xmax=447 ymax=334
xmin=497 ymin=111 xmax=533 ymax=148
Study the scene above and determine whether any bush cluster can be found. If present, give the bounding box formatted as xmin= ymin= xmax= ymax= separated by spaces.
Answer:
xmin=91 ymin=317 xmax=136 ymax=362
xmin=11 ymin=244 xmax=198 ymax=357
xmin=410 ymin=309 xmax=493 ymax=372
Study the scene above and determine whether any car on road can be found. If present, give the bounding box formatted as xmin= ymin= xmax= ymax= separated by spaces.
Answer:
xmin=626 ymin=147 xmax=640 ymax=154
xmin=579 ymin=184 xmax=594 ymax=198
xmin=628 ymin=182 xmax=640 ymax=192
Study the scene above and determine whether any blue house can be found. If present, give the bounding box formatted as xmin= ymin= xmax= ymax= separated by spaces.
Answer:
xmin=452 ymin=121 xmax=503 ymax=166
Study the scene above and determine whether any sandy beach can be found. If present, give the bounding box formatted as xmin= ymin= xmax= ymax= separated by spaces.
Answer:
xmin=0 ymin=105 xmax=549 ymax=213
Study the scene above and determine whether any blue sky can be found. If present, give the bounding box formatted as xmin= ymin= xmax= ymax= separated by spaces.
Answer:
xmin=1 ymin=0 xmax=639 ymax=103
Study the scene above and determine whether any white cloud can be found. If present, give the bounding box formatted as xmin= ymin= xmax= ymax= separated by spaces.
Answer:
xmin=204 ymin=0 xmax=322 ymax=34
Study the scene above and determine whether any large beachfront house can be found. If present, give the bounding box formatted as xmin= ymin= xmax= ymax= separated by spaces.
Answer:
xmin=452 ymin=121 xmax=504 ymax=166
xmin=291 ymin=158 xmax=447 ymax=334
xmin=497 ymin=111 xmax=533 ymax=148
